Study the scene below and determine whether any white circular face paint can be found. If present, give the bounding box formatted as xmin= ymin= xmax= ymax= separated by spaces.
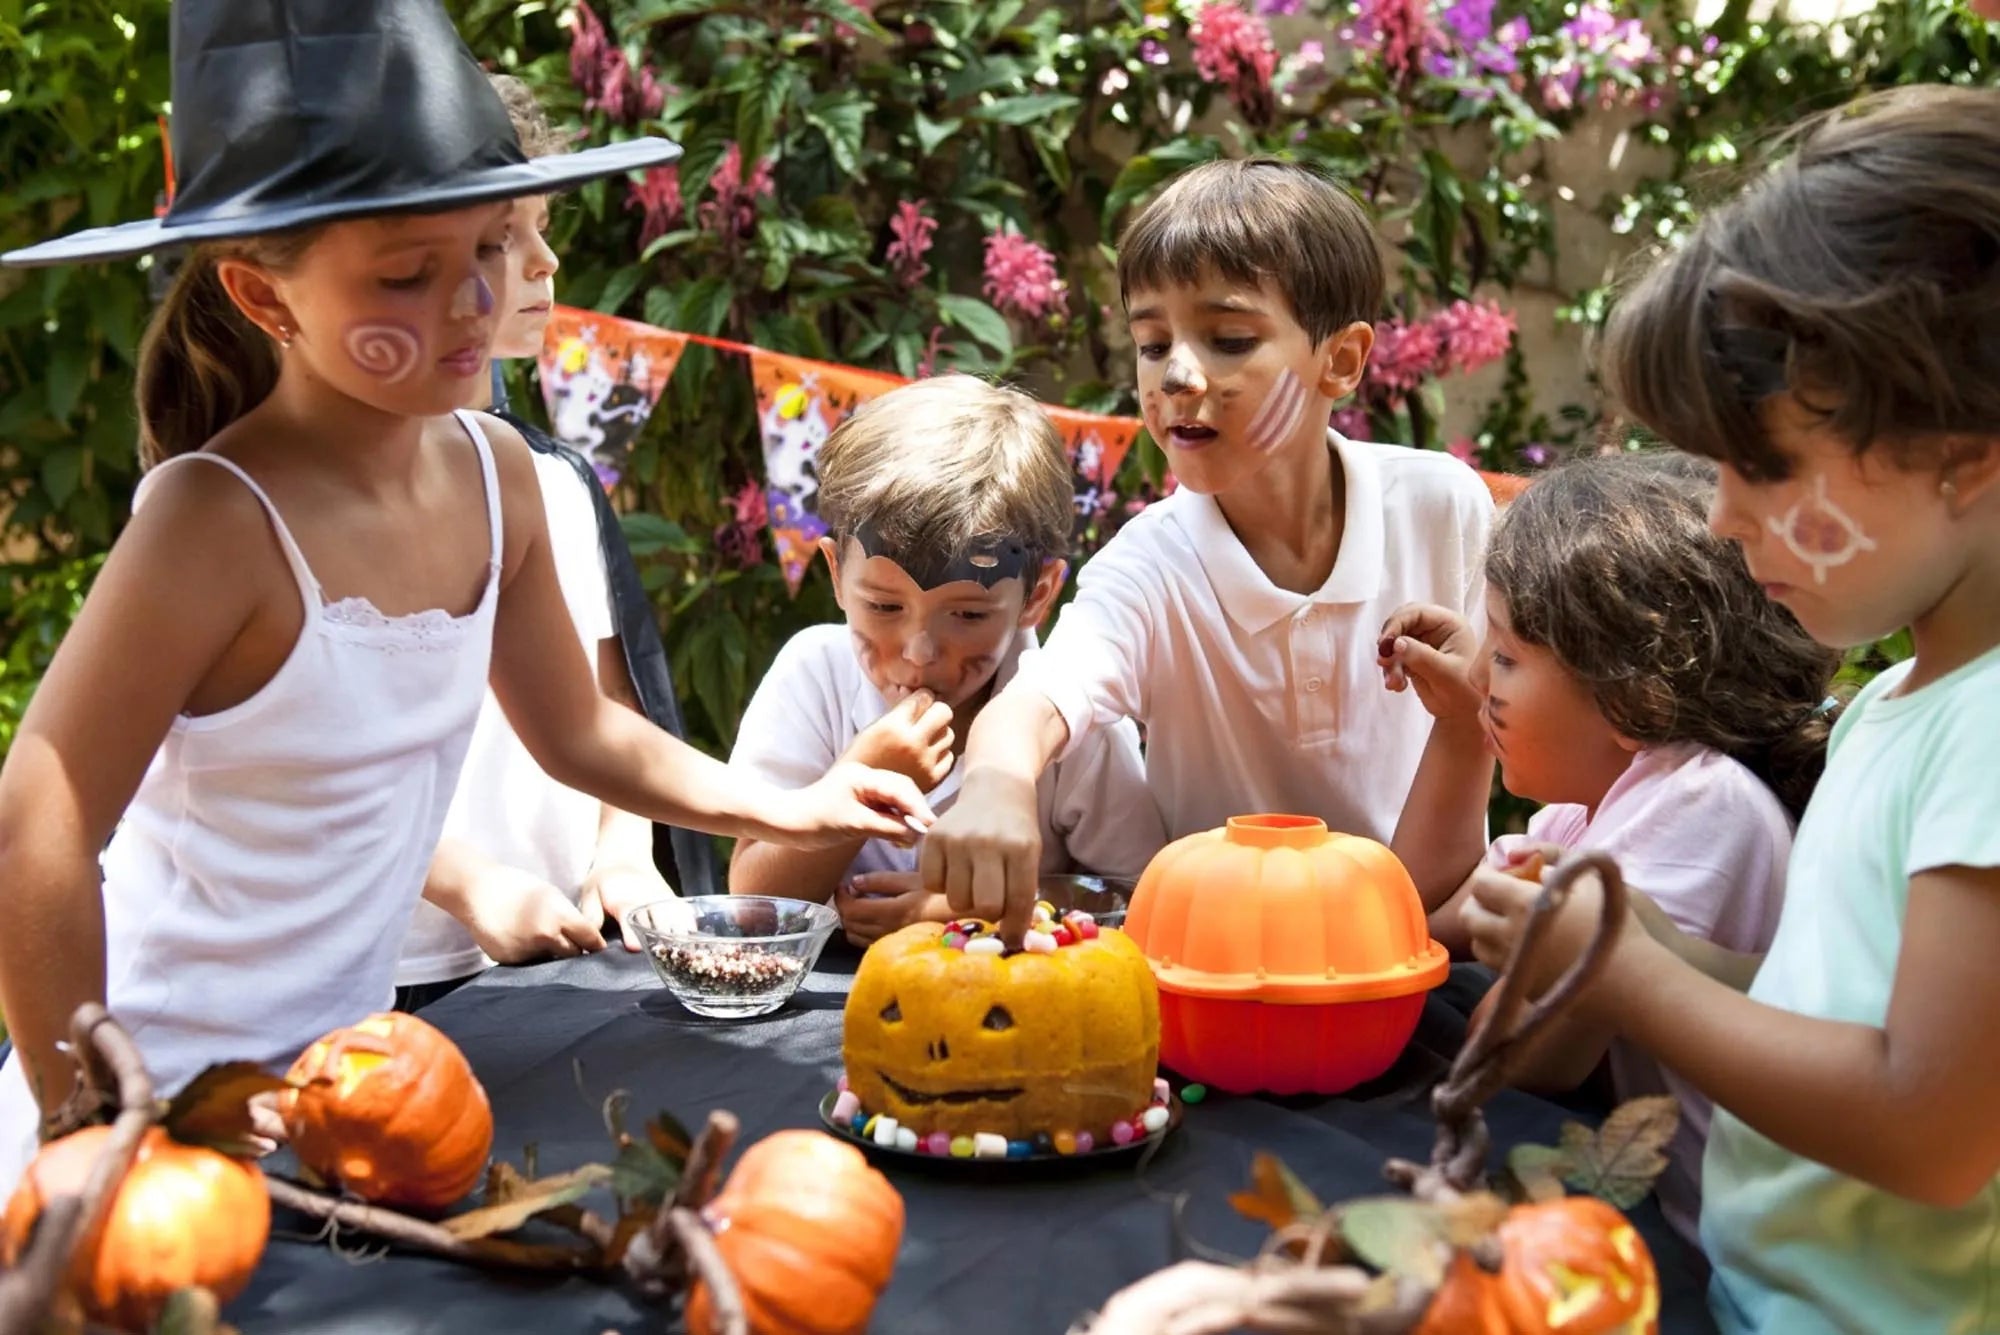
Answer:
xmin=1245 ymin=368 xmax=1307 ymax=453
xmin=343 ymin=323 xmax=423 ymax=384
xmin=1766 ymin=473 xmax=1879 ymax=585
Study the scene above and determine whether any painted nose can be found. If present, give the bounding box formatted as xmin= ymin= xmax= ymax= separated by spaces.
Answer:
xmin=904 ymin=632 xmax=939 ymax=666
xmin=1162 ymin=349 xmax=1203 ymax=396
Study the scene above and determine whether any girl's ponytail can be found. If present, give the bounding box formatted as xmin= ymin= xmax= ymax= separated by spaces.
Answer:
xmin=135 ymin=231 xmax=316 ymax=468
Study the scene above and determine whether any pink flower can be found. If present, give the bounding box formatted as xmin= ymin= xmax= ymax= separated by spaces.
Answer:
xmin=885 ymin=200 xmax=937 ymax=288
xmin=567 ymin=2 xmax=610 ymax=97
xmin=699 ymin=144 xmax=775 ymax=240
xmin=593 ymin=49 xmax=634 ymax=122
xmin=714 ymin=481 xmax=769 ymax=570
xmin=636 ymin=65 xmax=666 ymax=120
xmin=1367 ymin=318 xmax=1443 ymax=396
xmin=626 ymin=165 xmax=684 ymax=248
xmin=1329 ymin=405 xmax=1373 ymax=440
xmin=1429 ymin=298 xmax=1516 ymax=375
xmin=1190 ymin=3 xmax=1278 ymax=117
xmin=1353 ymin=0 xmax=1446 ymax=82
xmin=982 ymin=227 xmax=1066 ymax=322
xmin=1446 ymin=436 xmax=1480 ymax=465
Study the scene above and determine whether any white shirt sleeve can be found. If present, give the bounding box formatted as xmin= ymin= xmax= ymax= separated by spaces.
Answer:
xmin=1457 ymin=469 xmax=1496 ymax=634
xmin=535 ymin=454 xmax=616 ymax=648
xmin=729 ymin=631 xmax=846 ymax=790
xmin=1041 ymin=718 xmax=1167 ymax=878
xmin=1011 ymin=530 xmax=1161 ymax=764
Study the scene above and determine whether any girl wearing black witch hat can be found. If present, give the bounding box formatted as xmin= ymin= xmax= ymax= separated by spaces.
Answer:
xmin=0 ymin=0 xmax=931 ymax=1193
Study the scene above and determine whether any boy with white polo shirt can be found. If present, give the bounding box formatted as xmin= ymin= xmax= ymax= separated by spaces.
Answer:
xmin=728 ymin=375 xmax=1165 ymax=946
xmin=922 ymin=159 xmax=1496 ymax=941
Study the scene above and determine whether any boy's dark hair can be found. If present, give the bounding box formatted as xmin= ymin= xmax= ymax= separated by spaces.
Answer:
xmin=1487 ymin=453 xmax=1841 ymax=820
xmin=816 ymin=374 xmax=1074 ymax=584
xmin=1116 ymin=158 xmax=1384 ymax=343
xmin=1599 ymin=84 xmax=2000 ymax=480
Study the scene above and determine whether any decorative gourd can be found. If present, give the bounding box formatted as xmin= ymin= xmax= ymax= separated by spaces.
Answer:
xmin=1123 ymin=815 xmax=1449 ymax=1095
xmin=685 ymin=1130 xmax=904 ymax=1335
xmin=1414 ymin=1198 xmax=1661 ymax=1335
xmin=280 ymin=1012 xmax=493 ymax=1211
xmin=0 ymin=1125 xmax=270 ymax=1332
xmin=841 ymin=921 xmax=1160 ymax=1140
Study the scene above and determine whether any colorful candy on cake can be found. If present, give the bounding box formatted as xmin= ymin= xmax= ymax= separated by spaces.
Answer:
xmin=838 ymin=904 xmax=1164 ymax=1158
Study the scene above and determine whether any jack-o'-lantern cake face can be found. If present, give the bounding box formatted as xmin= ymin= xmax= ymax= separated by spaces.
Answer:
xmin=842 ymin=921 xmax=1161 ymax=1141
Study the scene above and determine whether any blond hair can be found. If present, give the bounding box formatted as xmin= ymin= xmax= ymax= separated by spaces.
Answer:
xmin=488 ymin=74 xmax=567 ymax=159
xmin=816 ymin=375 xmax=1074 ymax=577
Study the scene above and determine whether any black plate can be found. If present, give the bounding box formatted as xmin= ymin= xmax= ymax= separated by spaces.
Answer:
xmin=818 ymin=1089 xmax=1182 ymax=1178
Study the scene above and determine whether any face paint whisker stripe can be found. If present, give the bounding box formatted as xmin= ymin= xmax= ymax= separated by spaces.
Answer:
xmin=344 ymin=323 xmax=422 ymax=383
xmin=1766 ymin=473 xmax=1879 ymax=586
xmin=1246 ymin=370 xmax=1307 ymax=453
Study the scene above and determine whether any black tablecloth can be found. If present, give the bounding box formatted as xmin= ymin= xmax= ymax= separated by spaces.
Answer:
xmin=230 ymin=948 xmax=1717 ymax=1334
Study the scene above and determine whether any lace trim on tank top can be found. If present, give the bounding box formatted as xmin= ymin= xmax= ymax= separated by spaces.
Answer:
xmin=319 ymin=594 xmax=485 ymax=651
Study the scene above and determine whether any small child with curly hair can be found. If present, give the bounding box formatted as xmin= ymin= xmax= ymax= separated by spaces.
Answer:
xmin=1379 ymin=451 xmax=1840 ymax=1244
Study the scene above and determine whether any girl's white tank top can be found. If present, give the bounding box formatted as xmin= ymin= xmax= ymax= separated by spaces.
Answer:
xmin=0 ymin=410 xmax=503 ymax=1192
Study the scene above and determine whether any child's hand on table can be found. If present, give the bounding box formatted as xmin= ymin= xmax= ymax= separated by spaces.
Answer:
xmin=843 ymin=688 xmax=955 ymax=792
xmin=1377 ymin=602 xmax=1482 ymax=721
xmin=835 ymin=872 xmax=955 ymax=947
xmin=461 ymin=857 xmax=609 ymax=964
xmin=582 ymin=860 xmax=676 ymax=953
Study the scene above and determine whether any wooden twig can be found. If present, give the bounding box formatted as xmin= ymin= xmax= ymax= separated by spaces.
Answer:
xmin=264 ymin=1178 xmax=594 ymax=1274
xmin=622 ymin=1108 xmax=739 ymax=1295
xmin=668 ymin=1207 xmax=745 ymax=1335
xmin=0 ymin=1005 xmax=160 ymax=1335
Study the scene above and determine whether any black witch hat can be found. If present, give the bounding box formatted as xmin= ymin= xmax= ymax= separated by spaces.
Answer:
xmin=3 ymin=0 xmax=679 ymax=268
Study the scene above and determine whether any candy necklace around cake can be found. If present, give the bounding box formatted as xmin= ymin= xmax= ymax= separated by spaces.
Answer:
xmin=831 ymin=903 xmax=1171 ymax=1159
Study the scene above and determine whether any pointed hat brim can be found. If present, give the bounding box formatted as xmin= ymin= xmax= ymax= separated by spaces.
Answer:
xmin=2 ymin=137 xmax=680 ymax=269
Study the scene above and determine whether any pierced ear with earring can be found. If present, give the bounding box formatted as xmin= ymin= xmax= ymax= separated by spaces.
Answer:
xmin=276 ymin=324 xmax=294 ymax=350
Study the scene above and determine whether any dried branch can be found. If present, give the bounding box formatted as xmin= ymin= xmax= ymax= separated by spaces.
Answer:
xmin=0 ymin=1005 xmax=160 ymax=1335
xmin=668 ymin=1207 xmax=745 ymax=1335
xmin=264 ymin=1178 xmax=594 ymax=1274
xmin=623 ymin=1108 xmax=738 ymax=1295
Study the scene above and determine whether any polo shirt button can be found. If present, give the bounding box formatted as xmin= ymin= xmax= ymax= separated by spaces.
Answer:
xmin=1305 ymin=676 xmax=1323 ymax=693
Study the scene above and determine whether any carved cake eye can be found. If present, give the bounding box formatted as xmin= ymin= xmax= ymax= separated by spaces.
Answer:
xmin=982 ymin=1005 xmax=1014 ymax=1032
xmin=880 ymin=999 xmax=901 ymax=1023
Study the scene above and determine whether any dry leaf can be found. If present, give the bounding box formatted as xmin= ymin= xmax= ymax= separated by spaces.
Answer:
xmin=440 ymin=1164 xmax=614 ymax=1240
xmin=162 ymin=1063 xmax=290 ymax=1155
xmin=1339 ymin=1197 xmax=1450 ymax=1288
xmin=1437 ymin=1190 xmax=1512 ymax=1247
xmin=1228 ymin=1152 xmax=1324 ymax=1232
xmin=483 ymin=1160 xmax=535 ymax=1208
xmin=1506 ymin=1143 xmax=1572 ymax=1204
xmin=645 ymin=1108 xmax=693 ymax=1165
xmin=1558 ymin=1095 xmax=1679 ymax=1209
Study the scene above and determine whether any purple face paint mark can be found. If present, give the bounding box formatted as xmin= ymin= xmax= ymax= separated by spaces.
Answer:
xmin=1766 ymin=473 xmax=1878 ymax=585
xmin=343 ymin=322 xmax=423 ymax=384
xmin=1244 ymin=368 xmax=1308 ymax=453
xmin=450 ymin=274 xmax=495 ymax=321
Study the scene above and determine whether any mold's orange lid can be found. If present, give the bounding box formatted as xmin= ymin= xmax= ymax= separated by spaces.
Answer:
xmin=1124 ymin=815 xmax=1450 ymax=1005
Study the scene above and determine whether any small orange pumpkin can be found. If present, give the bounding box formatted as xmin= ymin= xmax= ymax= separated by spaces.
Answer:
xmin=1414 ymin=1197 xmax=1661 ymax=1335
xmin=280 ymin=1012 xmax=493 ymax=1211
xmin=685 ymin=1129 xmax=905 ymax=1335
xmin=0 ymin=1125 xmax=271 ymax=1332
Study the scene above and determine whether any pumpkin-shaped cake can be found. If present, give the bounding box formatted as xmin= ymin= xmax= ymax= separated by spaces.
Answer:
xmin=281 ymin=1011 xmax=494 ymax=1211
xmin=842 ymin=916 xmax=1160 ymax=1144
xmin=1 ymin=1125 xmax=270 ymax=1332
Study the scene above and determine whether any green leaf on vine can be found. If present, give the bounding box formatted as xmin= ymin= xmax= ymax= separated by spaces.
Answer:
xmin=1339 ymin=1197 xmax=1450 ymax=1288
xmin=1556 ymin=1096 xmax=1679 ymax=1209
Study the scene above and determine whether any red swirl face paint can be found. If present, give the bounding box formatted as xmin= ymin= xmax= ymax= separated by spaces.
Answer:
xmin=1244 ymin=368 xmax=1306 ymax=453
xmin=343 ymin=322 xmax=423 ymax=383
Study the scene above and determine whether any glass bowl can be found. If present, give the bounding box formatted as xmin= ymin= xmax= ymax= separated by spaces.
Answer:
xmin=627 ymin=896 xmax=838 ymax=1019
xmin=1035 ymin=873 xmax=1136 ymax=929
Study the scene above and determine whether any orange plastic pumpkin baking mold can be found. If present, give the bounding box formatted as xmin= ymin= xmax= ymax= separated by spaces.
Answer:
xmin=1123 ymin=815 xmax=1450 ymax=1095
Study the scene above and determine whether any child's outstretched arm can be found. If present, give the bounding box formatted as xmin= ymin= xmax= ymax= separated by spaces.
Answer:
xmin=480 ymin=420 xmax=932 ymax=849
xmin=0 ymin=467 xmax=282 ymax=1115
xmin=1378 ymin=602 xmax=1494 ymax=918
xmin=1466 ymin=861 xmax=2000 ymax=1208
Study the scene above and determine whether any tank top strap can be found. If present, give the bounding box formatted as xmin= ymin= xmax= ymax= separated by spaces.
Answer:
xmin=453 ymin=409 xmax=505 ymax=573
xmin=135 ymin=453 xmax=321 ymax=611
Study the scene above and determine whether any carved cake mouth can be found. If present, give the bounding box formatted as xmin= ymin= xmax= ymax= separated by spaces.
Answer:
xmin=878 ymin=1072 xmax=1024 ymax=1106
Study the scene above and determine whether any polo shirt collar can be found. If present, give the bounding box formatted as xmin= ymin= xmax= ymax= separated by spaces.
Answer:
xmin=1181 ymin=429 xmax=1387 ymax=634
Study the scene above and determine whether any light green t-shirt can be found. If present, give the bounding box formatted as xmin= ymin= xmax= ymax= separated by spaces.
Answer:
xmin=1702 ymin=645 xmax=2000 ymax=1335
